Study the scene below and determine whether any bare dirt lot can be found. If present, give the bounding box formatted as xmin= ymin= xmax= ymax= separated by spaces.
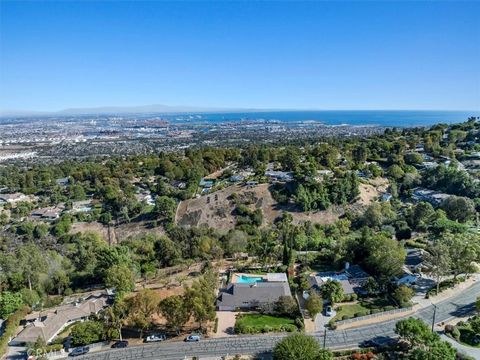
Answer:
xmin=175 ymin=178 xmax=389 ymax=230
xmin=70 ymin=220 xmax=165 ymax=244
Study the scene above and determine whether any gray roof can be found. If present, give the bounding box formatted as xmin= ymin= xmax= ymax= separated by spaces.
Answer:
xmin=345 ymin=265 xmax=369 ymax=280
xmin=405 ymin=249 xmax=424 ymax=267
xmin=14 ymin=293 xmax=109 ymax=344
xmin=217 ymin=282 xmax=292 ymax=308
xmin=307 ymin=276 xmax=355 ymax=295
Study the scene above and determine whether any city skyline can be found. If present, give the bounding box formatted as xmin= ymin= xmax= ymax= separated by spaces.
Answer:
xmin=1 ymin=1 xmax=479 ymax=112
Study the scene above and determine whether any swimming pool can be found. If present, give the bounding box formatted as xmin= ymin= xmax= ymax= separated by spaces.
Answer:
xmin=236 ymin=275 xmax=264 ymax=284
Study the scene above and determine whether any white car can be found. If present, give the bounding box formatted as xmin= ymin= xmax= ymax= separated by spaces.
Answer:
xmin=185 ymin=335 xmax=201 ymax=342
xmin=145 ymin=334 xmax=167 ymax=342
xmin=324 ymin=306 xmax=333 ymax=316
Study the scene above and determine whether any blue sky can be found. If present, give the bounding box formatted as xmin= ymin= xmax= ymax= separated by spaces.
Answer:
xmin=0 ymin=1 xmax=479 ymax=112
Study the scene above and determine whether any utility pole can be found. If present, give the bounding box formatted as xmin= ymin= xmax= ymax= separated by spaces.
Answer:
xmin=431 ymin=304 xmax=437 ymax=331
xmin=323 ymin=328 xmax=327 ymax=348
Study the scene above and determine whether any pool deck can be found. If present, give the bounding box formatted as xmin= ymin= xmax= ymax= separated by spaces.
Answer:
xmin=230 ymin=273 xmax=267 ymax=284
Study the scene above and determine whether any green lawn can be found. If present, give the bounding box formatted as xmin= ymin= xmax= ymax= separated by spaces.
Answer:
xmin=235 ymin=314 xmax=295 ymax=330
xmin=333 ymin=304 xmax=369 ymax=322
xmin=359 ymin=297 xmax=394 ymax=309
xmin=333 ymin=297 xmax=399 ymax=322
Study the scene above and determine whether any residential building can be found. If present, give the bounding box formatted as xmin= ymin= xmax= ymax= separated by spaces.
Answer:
xmin=264 ymin=171 xmax=294 ymax=182
xmin=308 ymin=264 xmax=370 ymax=297
xmin=11 ymin=292 xmax=111 ymax=345
xmin=31 ymin=207 xmax=63 ymax=221
xmin=412 ymin=188 xmax=450 ymax=206
xmin=229 ymin=175 xmax=245 ymax=182
xmin=199 ymin=178 xmax=214 ymax=188
xmin=70 ymin=200 xmax=93 ymax=213
xmin=55 ymin=177 xmax=69 ymax=186
xmin=381 ymin=193 xmax=393 ymax=202
xmin=405 ymin=248 xmax=425 ymax=272
xmin=216 ymin=273 xmax=292 ymax=311
xmin=0 ymin=193 xmax=28 ymax=204
xmin=172 ymin=180 xmax=187 ymax=189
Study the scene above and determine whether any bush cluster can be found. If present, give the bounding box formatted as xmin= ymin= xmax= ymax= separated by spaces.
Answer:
xmin=235 ymin=322 xmax=298 ymax=334
xmin=341 ymin=293 xmax=358 ymax=302
xmin=337 ymin=305 xmax=402 ymax=322
xmin=426 ymin=276 xmax=466 ymax=298
xmin=0 ymin=306 xmax=30 ymax=357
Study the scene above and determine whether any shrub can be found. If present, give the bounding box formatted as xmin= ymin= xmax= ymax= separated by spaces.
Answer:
xmin=244 ymin=326 xmax=255 ymax=334
xmin=214 ymin=317 xmax=219 ymax=333
xmin=383 ymin=305 xmax=396 ymax=311
xmin=234 ymin=323 xmax=245 ymax=334
xmin=354 ymin=311 xmax=368 ymax=318
xmin=273 ymin=333 xmax=333 ymax=360
xmin=262 ymin=325 xmax=273 ymax=333
xmin=71 ymin=320 xmax=107 ymax=346
xmin=294 ymin=317 xmax=304 ymax=330
xmin=282 ymin=324 xmax=297 ymax=332
xmin=444 ymin=324 xmax=455 ymax=334
xmin=452 ymin=326 xmax=461 ymax=340
xmin=0 ymin=306 xmax=30 ymax=357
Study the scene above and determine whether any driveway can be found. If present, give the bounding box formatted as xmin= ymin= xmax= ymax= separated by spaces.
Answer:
xmin=214 ymin=311 xmax=237 ymax=337
xmin=314 ymin=309 xmax=336 ymax=332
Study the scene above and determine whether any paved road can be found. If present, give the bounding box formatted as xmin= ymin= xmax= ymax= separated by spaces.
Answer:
xmin=72 ymin=281 xmax=480 ymax=360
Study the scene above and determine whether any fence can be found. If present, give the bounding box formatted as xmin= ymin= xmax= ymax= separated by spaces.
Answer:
xmin=335 ymin=306 xmax=412 ymax=326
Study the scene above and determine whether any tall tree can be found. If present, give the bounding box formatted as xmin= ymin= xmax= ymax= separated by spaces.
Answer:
xmin=184 ymin=273 xmax=216 ymax=330
xmin=126 ymin=289 xmax=160 ymax=338
xmin=424 ymin=240 xmax=451 ymax=296
xmin=305 ymin=292 xmax=323 ymax=319
xmin=103 ymin=300 xmax=128 ymax=340
xmin=105 ymin=265 xmax=135 ymax=296
xmin=320 ymin=279 xmax=344 ymax=305
xmin=273 ymin=333 xmax=333 ymax=360
xmin=17 ymin=243 xmax=47 ymax=291
xmin=158 ymin=295 xmax=190 ymax=334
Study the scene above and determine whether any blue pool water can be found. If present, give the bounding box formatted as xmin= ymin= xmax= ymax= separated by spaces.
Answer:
xmin=237 ymin=275 xmax=264 ymax=284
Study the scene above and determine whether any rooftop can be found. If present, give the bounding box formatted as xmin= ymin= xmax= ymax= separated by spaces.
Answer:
xmin=14 ymin=292 xmax=110 ymax=345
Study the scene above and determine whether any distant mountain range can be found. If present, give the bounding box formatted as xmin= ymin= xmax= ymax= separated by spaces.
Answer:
xmin=0 ymin=104 xmax=260 ymax=117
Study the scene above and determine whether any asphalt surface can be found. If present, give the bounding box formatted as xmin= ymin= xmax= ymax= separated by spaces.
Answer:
xmin=72 ymin=281 xmax=480 ymax=360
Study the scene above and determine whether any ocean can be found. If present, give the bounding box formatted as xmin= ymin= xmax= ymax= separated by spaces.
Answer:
xmin=169 ymin=110 xmax=479 ymax=128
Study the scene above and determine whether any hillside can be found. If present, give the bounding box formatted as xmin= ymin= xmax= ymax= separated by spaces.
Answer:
xmin=175 ymin=178 xmax=388 ymax=231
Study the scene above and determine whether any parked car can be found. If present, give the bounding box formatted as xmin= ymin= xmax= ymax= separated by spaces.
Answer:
xmin=111 ymin=340 xmax=128 ymax=348
xmin=69 ymin=346 xmax=90 ymax=357
xmin=184 ymin=335 xmax=201 ymax=342
xmin=324 ymin=305 xmax=333 ymax=316
xmin=145 ymin=334 xmax=167 ymax=343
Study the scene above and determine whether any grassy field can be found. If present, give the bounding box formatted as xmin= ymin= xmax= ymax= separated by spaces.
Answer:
xmin=235 ymin=314 xmax=295 ymax=330
xmin=333 ymin=304 xmax=369 ymax=322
